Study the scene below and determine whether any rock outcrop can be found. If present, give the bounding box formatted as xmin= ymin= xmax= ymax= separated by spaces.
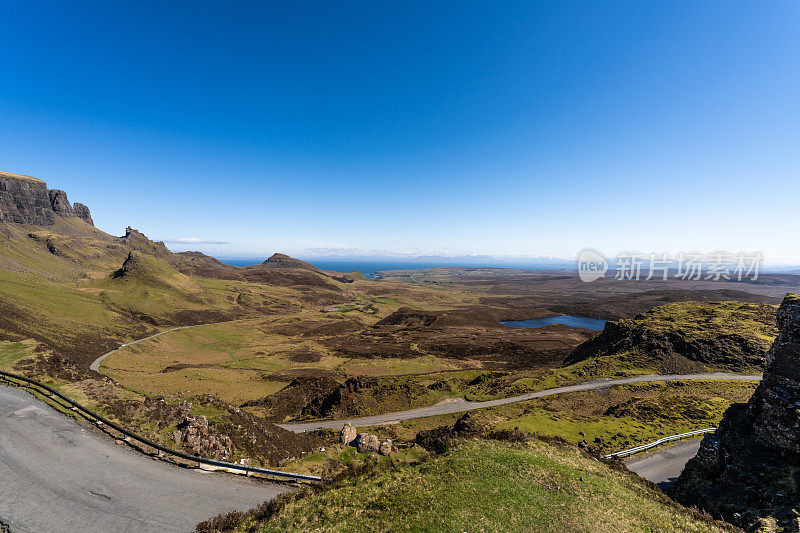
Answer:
xmin=670 ymin=294 xmax=800 ymax=531
xmin=373 ymin=307 xmax=440 ymax=329
xmin=133 ymin=398 xmax=235 ymax=461
xmin=172 ymin=414 xmax=234 ymax=461
xmin=300 ymin=376 xmax=434 ymax=421
xmin=0 ymin=171 xmax=93 ymax=226
xmin=0 ymin=172 xmax=55 ymax=225
xmin=120 ymin=227 xmax=172 ymax=256
xmin=48 ymin=189 xmax=75 ymax=217
xmin=73 ymin=202 xmax=93 ymax=225
xmin=240 ymin=375 xmax=341 ymax=422
xmin=567 ymin=301 xmax=777 ymax=373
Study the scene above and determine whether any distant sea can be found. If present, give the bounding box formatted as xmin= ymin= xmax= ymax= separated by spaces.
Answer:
xmin=217 ymin=258 xmax=572 ymax=276
xmin=216 ymin=257 xmax=800 ymax=276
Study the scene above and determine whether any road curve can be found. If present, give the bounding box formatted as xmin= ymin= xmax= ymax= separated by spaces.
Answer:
xmin=625 ymin=439 xmax=703 ymax=487
xmin=0 ymin=386 xmax=288 ymax=533
xmin=90 ymin=305 xmax=350 ymax=373
xmin=278 ymin=372 xmax=762 ymax=432
xmin=90 ymin=319 xmax=250 ymax=372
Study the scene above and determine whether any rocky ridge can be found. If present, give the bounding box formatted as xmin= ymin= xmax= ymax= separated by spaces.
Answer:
xmin=73 ymin=203 xmax=94 ymax=225
xmin=0 ymin=171 xmax=92 ymax=226
xmin=48 ymin=189 xmax=75 ymax=217
xmin=670 ymin=294 xmax=800 ymax=531
xmin=567 ymin=301 xmax=777 ymax=373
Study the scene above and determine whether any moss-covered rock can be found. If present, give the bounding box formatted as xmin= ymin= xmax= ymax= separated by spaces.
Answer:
xmin=670 ymin=294 xmax=800 ymax=531
xmin=567 ymin=301 xmax=777 ymax=373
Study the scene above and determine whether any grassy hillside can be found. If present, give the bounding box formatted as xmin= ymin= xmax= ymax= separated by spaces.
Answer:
xmin=0 ymin=202 xmax=781 ymax=486
xmin=0 ymin=218 xmax=351 ymax=368
xmin=100 ymin=300 xmax=770 ymax=430
xmin=200 ymin=439 xmax=733 ymax=533
xmin=567 ymin=301 xmax=777 ymax=374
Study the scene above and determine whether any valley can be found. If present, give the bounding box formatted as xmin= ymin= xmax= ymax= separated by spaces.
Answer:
xmin=1 ymin=171 xmax=797 ymax=531
xmin=4 ymin=5 xmax=796 ymax=531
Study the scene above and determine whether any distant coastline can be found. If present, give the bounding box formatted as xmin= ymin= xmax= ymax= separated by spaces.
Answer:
xmin=216 ymin=258 xmax=574 ymax=276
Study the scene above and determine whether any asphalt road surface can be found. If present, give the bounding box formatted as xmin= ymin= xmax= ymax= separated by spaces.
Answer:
xmin=278 ymin=372 xmax=761 ymax=432
xmin=625 ymin=439 xmax=703 ymax=487
xmin=0 ymin=386 xmax=288 ymax=533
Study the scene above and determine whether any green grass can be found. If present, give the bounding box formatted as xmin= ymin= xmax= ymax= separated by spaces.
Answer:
xmin=495 ymin=399 xmax=725 ymax=449
xmin=339 ymin=355 xmax=475 ymax=377
xmin=0 ymin=219 xmax=328 ymax=362
xmin=489 ymin=380 xmax=757 ymax=451
xmin=189 ymin=403 xmax=228 ymax=423
xmin=101 ymin=317 xmax=479 ymax=406
xmin=373 ymin=380 xmax=758 ymax=452
xmin=370 ymin=296 xmax=400 ymax=304
xmin=279 ymin=441 xmax=430 ymax=478
xmin=101 ymin=299 xmax=775 ymax=421
xmin=624 ymin=301 xmax=777 ymax=345
xmin=0 ymin=339 xmax=38 ymax=371
xmin=240 ymin=439 xmax=732 ymax=532
xmin=105 ymin=367 xmax=288 ymax=404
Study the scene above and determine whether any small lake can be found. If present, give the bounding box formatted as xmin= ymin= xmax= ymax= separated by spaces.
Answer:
xmin=500 ymin=315 xmax=607 ymax=331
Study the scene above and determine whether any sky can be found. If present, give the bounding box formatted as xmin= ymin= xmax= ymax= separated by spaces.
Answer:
xmin=1 ymin=1 xmax=799 ymax=264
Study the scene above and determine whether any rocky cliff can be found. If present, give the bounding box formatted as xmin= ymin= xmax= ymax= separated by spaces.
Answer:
xmin=48 ymin=189 xmax=75 ymax=217
xmin=0 ymin=171 xmax=93 ymax=226
xmin=73 ymin=202 xmax=94 ymax=225
xmin=566 ymin=301 xmax=776 ymax=373
xmin=0 ymin=171 xmax=55 ymax=225
xmin=670 ymin=294 xmax=800 ymax=531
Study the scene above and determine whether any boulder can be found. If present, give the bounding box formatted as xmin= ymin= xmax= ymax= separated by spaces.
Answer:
xmin=379 ymin=439 xmax=393 ymax=456
xmin=355 ymin=433 xmax=380 ymax=453
xmin=340 ymin=422 xmax=357 ymax=445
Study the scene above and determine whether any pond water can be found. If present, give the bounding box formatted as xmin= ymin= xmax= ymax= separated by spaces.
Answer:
xmin=500 ymin=315 xmax=607 ymax=331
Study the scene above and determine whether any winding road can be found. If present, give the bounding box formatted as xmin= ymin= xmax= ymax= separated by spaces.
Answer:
xmin=84 ymin=320 xmax=758 ymax=516
xmin=89 ymin=319 xmax=251 ymax=372
xmin=277 ymin=372 xmax=762 ymax=432
xmin=0 ymin=386 xmax=287 ymax=533
xmin=1 ymin=374 xmax=727 ymax=532
xmin=90 ymin=321 xmax=760 ymax=436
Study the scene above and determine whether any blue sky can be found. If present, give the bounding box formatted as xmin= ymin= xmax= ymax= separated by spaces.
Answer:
xmin=1 ymin=2 xmax=799 ymax=263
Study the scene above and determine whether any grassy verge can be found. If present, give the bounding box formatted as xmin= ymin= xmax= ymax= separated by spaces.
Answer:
xmin=208 ymin=439 xmax=733 ymax=532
